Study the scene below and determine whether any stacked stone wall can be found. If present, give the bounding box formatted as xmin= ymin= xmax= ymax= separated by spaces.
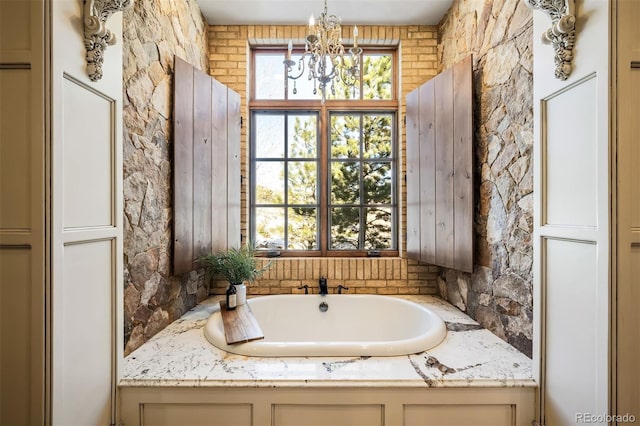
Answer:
xmin=122 ymin=0 xmax=210 ymax=355
xmin=437 ymin=0 xmax=534 ymax=356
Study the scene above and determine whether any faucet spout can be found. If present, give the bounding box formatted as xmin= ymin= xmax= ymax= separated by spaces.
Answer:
xmin=319 ymin=277 xmax=328 ymax=295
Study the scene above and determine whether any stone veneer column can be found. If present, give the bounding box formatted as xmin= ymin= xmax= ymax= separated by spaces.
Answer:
xmin=122 ymin=0 xmax=210 ymax=355
xmin=437 ymin=0 xmax=534 ymax=356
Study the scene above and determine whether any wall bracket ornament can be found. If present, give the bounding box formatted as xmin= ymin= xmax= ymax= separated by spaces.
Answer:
xmin=83 ymin=0 xmax=133 ymax=82
xmin=524 ymin=0 xmax=576 ymax=80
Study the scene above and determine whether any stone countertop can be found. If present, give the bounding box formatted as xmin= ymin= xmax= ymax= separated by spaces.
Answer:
xmin=120 ymin=295 xmax=535 ymax=388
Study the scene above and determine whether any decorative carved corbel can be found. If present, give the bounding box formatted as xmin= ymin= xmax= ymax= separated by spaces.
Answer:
xmin=83 ymin=0 xmax=133 ymax=82
xmin=524 ymin=0 xmax=576 ymax=80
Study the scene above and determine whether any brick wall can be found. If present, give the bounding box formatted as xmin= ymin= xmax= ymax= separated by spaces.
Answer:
xmin=211 ymin=258 xmax=439 ymax=296
xmin=208 ymin=25 xmax=440 ymax=295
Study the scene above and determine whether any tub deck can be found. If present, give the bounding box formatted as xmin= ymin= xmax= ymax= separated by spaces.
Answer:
xmin=120 ymin=295 xmax=536 ymax=425
xmin=122 ymin=295 xmax=533 ymax=388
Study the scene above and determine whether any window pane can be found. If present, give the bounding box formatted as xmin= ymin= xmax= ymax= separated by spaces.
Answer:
xmin=363 ymin=162 xmax=392 ymax=204
xmin=255 ymin=207 xmax=285 ymax=249
xmin=363 ymin=114 xmax=392 ymax=158
xmin=330 ymin=207 xmax=360 ymax=250
xmin=288 ymin=161 xmax=317 ymax=204
xmin=288 ymin=115 xmax=317 ymax=158
xmin=331 ymin=161 xmax=360 ymax=204
xmin=363 ymin=54 xmax=392 ymax=100
xmin=331 ymin=114 xmax=360 ymax=159
xmin=365 ymin=207 xmax=392 ymax=249
xmin=255 ymin=53 xmax=285 ymax=100
xmin=288 ymin=207 xmax=318 ymax=250
xmin=255 ymin=114 xmax=284 ymax=158
xmin=255 ymin=161 xmax=284 ymax=204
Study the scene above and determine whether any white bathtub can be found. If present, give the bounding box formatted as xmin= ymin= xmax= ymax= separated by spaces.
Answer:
xmin=203 ymin=294 xmax=447 ymax=357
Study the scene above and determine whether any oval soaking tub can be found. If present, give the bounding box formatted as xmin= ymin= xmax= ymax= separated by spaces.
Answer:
xmin=203 ymin=294 xmax=447 ymax=357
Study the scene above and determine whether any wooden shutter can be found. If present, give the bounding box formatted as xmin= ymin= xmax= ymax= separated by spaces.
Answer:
xmin=173 ymin=56 xmax=241 ymax=274
xmin=406 ymin=55 xmax=473 ymax=273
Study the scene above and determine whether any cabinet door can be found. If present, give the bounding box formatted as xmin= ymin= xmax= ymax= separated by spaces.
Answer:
xmin=404 ymin=404 xmax=513 ymax=426
xmin=50 ymin=1 xmax=124 ymax=425
xmin=532 ymin=1 xmax=611 ymax=423
xmin=616 ymin=0 xmax=640 ymax=417
xmin=142 ymin=403 xmax=252 ymax=426
xmin=0 ymin=2 xmax=45 ymax=425
xmin=273 ymin=404 xmax=383 ymax=426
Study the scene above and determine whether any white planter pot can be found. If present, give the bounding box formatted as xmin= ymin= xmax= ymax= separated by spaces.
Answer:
xmin=235 ymin=283 xmax=247 ymax=305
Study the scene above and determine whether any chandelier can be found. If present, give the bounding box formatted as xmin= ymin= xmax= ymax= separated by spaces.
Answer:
xmin=283 ymin=0 xmax=362 ymax=103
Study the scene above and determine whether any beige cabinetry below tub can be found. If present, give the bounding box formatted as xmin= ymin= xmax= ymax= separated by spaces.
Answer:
xmin=119 ymin=386 xmax=534 ymax=426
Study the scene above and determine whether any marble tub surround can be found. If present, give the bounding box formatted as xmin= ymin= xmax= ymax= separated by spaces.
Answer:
xmin=121 ymin=295 xmax=534 ymax=388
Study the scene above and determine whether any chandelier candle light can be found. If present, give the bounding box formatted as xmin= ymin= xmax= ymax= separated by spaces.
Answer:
xmin=284 ymin=0 xmax=362 ymax=103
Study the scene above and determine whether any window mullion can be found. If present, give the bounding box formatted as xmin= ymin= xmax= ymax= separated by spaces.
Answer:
xmin=320 ymin=106 xmax=328 ymax=255
xmin=283 ymin=113 xmax=289 ymax=250
xmin=359 ymin=114 xmax=365 ymax=251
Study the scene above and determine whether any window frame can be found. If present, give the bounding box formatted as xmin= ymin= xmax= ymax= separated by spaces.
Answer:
xmin=249 ymin=47 xmax=399 ymax=257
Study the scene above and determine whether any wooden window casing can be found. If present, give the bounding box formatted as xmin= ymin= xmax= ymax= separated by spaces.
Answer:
xmin=249 ymin=48 xmax=399 ymax=257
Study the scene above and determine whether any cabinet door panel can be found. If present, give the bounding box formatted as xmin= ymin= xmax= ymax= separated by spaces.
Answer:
xmin=273 ymin=404 xmax=383 ymax=426
xmin=142 ymin=403 xmax=252 ymax=426
xmin=404 ymin=404 xmax=513 ymax=426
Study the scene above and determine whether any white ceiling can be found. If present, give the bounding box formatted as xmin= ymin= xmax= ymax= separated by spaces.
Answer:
xmin=196 ymin=0 xmax=454 ymax=26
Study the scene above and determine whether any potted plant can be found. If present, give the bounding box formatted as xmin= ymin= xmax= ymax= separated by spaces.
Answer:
xmin=198 ymin=243 xmax=271 ymax=309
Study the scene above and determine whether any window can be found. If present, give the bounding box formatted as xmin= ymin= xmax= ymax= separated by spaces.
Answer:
xmin=250 ymin=48 xmax=398 ymax=256
xmin=252 ymin=112 xmax=320 ymax=251
xmin=329 ymin=112 xmax=395 ymax=251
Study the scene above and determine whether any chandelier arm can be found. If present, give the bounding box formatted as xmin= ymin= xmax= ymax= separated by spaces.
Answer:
xmin=286 ymin=56 xmax=306 ymax=80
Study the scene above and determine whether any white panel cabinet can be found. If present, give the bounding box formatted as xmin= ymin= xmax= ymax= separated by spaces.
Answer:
xmin=49 ymin=1 xmax=124 ymax=425
xmin=532 ymin=0 xmax=612 ymax=423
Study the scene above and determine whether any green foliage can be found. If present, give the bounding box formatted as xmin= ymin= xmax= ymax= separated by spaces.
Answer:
xmin=255 ymin=185 xmax=283 ymax=204
xmin=362 ymin=54 xmax=393 ymax=100
xmin=198 ymin=243 xmax=271 ymax=284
